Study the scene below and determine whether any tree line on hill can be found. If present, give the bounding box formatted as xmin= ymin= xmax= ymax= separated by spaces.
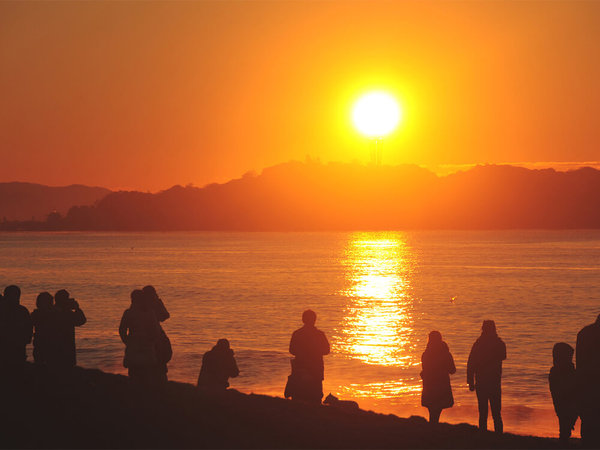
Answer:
xmin=2 ymin=162 xmax=600 ymax=231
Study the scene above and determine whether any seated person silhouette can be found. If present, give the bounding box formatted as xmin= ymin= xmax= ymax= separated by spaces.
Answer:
xmin=549 ymin=342 xmax=578 ymax=446
xmin=285 ymin=309 xmax=330 ymax=404
xmin=197 ymin=338 xmax=239 ymax=391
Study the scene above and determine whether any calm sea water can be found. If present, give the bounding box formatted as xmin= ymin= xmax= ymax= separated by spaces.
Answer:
xmin=1 ymin=231 xmax=599 ymax=437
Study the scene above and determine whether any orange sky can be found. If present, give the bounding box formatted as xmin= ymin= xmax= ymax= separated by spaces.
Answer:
xmin=1 ymin=1 xmax=600 ymax=191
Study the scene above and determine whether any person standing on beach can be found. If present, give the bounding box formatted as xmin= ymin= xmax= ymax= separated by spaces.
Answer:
xmin=119 ymin=289 xmax=164 ymax=387
xmin=421 ymin=331 xmax=456 ymax=424
xmin=52 ymin=289 xmax=86 ymax=369
xmin=0 ymin=285 xmax=33 ymax=374
xmin=286 ymin=309 xmax=330 ymax=404
xmin=576 ymin=314 xmax=600 ymax=448
xmin=31 ymin=292 xmax=57 ymax=366
xmin=549 ymin=342 xmax=578 ymax=446
xmin=467 ymin=320 xmax=506 ymax=433
xmin=142 ymin=286 xmax=172 ymax=375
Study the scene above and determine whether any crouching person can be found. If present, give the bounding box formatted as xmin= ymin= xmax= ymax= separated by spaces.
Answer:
xmin=197 ymin=339 xmax=239 ymax=392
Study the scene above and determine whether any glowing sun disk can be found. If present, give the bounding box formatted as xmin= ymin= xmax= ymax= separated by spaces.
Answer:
xmin=352 ymin=92 xmax=401 ymax=138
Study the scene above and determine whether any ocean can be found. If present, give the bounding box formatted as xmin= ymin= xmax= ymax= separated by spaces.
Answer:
xmin=1 ymin=230 xmax=599 ymax=437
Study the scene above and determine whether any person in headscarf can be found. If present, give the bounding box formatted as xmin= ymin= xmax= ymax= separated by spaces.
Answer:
xmin=197 ymin=339 xmax=239 ymax=391
xmin=549 ymin=342 xmax=578 ymax=446
xmin=467 ymin=320 xmax=506 ymax=433
xmin=421 ymin=330 xmax=456 ymax=424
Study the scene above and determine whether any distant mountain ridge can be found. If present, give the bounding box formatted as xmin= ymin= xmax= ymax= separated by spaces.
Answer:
xmin=2 ymin=163 xmax=600 ymax=230
xmin=0 ymin=182 xmax=111 ymax=221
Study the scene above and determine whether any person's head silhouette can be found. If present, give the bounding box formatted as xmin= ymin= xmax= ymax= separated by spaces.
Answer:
xmin=130 ymin=289 xmax=147 ymax=311
xmin=427 ymin=330 xmax=443 ymax=348
xmin=36 ymin=292 xmax=53 ymax=310
xmin=142 ymin=285 xmax=158 ymax=299
xmin=302 ymin=309 xmax=317 ymax=326
xmin=216 ymin=338 xmax=230 ymax=350
xmin=481 ymin=320 xmax=497 ymax=336
xmin=552 ymin=342 xmax=574 ymax=367
xmin=3 ymin=285 xmax=21 ymax=306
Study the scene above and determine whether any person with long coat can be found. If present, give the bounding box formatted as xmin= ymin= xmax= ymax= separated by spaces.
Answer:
xmin=421 ymin=330 xmax=456 ymax=424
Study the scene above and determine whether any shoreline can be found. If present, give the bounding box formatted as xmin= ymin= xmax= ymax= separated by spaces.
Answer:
xmin=1 ymin=364 xmax=565 ymax=449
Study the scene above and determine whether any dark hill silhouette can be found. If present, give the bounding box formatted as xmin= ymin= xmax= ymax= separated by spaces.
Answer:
xmin=0 ymin=182 xmax=110 ymax=221
xmin=3 ymin=162 xmax=600 ymax=230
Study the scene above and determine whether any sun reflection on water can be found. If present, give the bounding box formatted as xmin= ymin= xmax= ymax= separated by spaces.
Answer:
xmin=333 ymin=232 xmax=418 ymax=368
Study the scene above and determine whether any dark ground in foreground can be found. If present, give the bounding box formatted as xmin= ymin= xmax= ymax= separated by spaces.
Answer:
xmin=0 ymin=364 xmax=566 ymax=449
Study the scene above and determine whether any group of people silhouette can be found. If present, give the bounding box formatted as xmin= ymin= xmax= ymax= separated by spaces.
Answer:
xmin=0 ymin=285 xmax=86 ymax=378
xmin=420 ymin=320 xmax=506 ymax=432
xmin=419 ymin=316 xmax=600 ymax=448
xmin=2 ymin=283 xmax=599 ymax=447
xmin=118 ymin=286 xmax=172 ymax=388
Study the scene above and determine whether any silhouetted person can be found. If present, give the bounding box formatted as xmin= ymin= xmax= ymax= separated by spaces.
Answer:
xmin=549 ymin=342 xmax=578 ymax=446
xmin=286 ymin=309 xmax=330 ymax=404
xmin=142 ymin=285 xmax=172 ymax=375
xmin=31 ymin=292 xmax=56 ymax=365
xmin=52 ymin=289 xmax=86 ymax=368
xmin=0 ymin=285 xmax=33 ymax=371
xmin=119 ymin=289 xmax=165 ymax=387
xmin=421 ymin=331 xmax=456 ymax=424
xmin=576 ymin=314 xmax=600 ymax=448
xmin=467 ymin=320 xmax=506 ymax=433
xmin=197 ymin=339 xmax=239 ymax=391
xmin=142 ymin=285 xmax=170 ymax=322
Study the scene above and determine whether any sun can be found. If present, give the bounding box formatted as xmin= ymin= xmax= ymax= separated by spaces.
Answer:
xmin=352 ymin=92 xmax=402 ymax=138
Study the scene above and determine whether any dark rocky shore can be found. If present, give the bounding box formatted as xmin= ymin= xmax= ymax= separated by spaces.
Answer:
xmin=1 ymin=364 xmax=561 ymax=449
